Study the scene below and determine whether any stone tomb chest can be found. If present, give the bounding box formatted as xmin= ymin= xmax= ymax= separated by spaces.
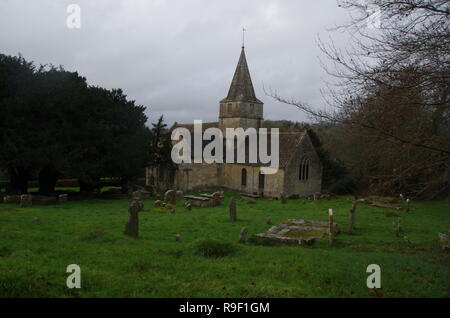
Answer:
xmin=252 ymin=219 xmax=339 ymax=246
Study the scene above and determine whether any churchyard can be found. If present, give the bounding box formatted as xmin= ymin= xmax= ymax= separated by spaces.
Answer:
xmin=0 ymin=192 xmax=448 ymax=298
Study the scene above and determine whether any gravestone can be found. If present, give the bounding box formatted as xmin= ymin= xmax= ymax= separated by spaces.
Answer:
xmin=154 ymin=200 xmax=162 ymax=208
xmin=58 ymin=194 xmax=68 ymax=203
xmin=211 ymin=192 xmax=222 ymax=206
xmin=229 ymin=198 xmax=237 ymax=222
xmin=33 ymin=217 xmax=41 ymax=223
xmin=175 ymin=234 xmax=181 ymax=242
xmin=20 ymin=194 xmax=32 ymax=207
xmin=124 ymin=201 xmax=141 ymax=238
xmin=280 ymin=193 xmax=287 ymax=204
xmin=237 ymin=227 xmax=248 ymax=243
xmin=185 ymin=201 xmax=192 ymax=211
xmin=164 ymin=190 xmax=176 ymax=205
xmin=348 ymin=202 xmax=357 ymax=235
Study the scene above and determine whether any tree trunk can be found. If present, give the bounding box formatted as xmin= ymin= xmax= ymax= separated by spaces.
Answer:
xmin=38 ymin=165 xmax=59 ymax=195
xmin=8 ymin=166 xmax=30 ymax=194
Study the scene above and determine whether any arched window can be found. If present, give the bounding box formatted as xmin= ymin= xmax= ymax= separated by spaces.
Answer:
xmin=241 ymin=168 xmax=247 ymax=186
xmin=299 ymin=159 xmax=309 ymax=181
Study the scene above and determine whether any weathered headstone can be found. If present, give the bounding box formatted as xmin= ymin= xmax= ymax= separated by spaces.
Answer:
xmin=175 ymin=234 xmax=181 ymax=242
xmin=280 ymin=193 xmax=287 ymax=204
xmin=124 ymin=201 xmax=141 ymax=238
xmin=58 ymin=194 xmax=68 ymax=203
xmin=211 ymin=192 xmax=222 ymax=206
xmin=229 ymin=198 xmax=237 ymax=222
xmin=164 ymin=190 xmax=176 ymax=205
xmin=185 ymin=201 xmax=192 ymax=211
xmin=20 ymin=194 xmax=32 ymax=207
xmin=237 ymin=227 xmax=248 ymax=243
xmin=154 ymin=200 xmax=162 ymax=208
xmin=348 ymin=202 xmax=357 ymax=235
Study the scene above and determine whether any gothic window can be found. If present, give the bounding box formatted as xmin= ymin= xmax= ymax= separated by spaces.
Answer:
xmin=299 ymin=159 xmax=309 ymax=181
xmin=241 ymin=168 xmax=247 ymax=186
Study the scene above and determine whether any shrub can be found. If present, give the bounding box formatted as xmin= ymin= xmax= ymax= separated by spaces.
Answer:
xmin=193 ymin=238 xmax=237 ymax=258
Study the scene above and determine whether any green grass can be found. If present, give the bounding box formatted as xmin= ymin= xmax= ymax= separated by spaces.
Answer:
xmin=0 ymin=193 xmax=448 ymax=298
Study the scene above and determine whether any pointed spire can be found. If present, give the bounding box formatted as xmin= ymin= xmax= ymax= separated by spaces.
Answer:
xmin=221 ymin=47 xmax=262 ymax=103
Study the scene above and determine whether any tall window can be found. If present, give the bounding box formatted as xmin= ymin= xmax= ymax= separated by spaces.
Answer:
xmin=258 ymin=171 xmax=265 ymax=189
xmin=241 ymin=168 xmax=247 ymax=186
xmin=299 ymin=159 xmax=309 ymax=181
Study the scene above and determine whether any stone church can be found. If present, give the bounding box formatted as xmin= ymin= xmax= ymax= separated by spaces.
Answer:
xmin=146 ymin=46 xmax=322 ymax=198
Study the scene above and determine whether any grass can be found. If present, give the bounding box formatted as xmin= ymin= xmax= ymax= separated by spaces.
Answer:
xmin=0 ymin=193 xmax=448 ymax=298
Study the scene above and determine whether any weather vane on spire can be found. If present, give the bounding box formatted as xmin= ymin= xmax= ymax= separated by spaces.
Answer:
xmin=242 ymin=28 xmax=246 ymax=48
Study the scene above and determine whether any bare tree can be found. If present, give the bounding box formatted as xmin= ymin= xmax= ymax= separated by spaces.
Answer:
xmin=268 ymin=0 xmax=449 ymax=198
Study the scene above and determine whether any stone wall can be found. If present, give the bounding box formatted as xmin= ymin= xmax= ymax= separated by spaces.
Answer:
xmin=283 ymin=134 xmax=322 ymax=197
xmin=174 ymin=162 xmax=220 ymax=191
xmin=221 ymin=164 xmax=284 ymax=197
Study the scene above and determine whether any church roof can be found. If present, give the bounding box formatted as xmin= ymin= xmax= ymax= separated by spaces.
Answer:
xmin=221 ymin=47 xmax=262 ymax=104
xmin=170 ymin=122 xmax=307 ymax=169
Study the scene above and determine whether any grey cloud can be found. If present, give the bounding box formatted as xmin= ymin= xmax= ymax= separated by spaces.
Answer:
xmin=0 ymin=0 xmax=350 ymax=126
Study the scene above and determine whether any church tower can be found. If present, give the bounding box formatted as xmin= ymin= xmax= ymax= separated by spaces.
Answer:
xmin=218 ymin=46 xmax=263 ymax=132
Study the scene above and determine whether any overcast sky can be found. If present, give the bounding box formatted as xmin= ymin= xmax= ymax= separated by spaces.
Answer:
xmin=0 ymin=0 xmax=352 ymax=126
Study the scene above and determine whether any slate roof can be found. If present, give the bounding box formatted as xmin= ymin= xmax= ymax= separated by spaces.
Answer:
xmin=220 ymin=47 xmax=262 ymax=104
xmin=170 ymin=123 xmax=306 ymax=169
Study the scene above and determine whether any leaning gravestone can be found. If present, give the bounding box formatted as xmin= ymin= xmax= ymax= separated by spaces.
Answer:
xmin=20 ymin=194 xmax=32 ymax=207
xmin=237 ymin=227 xmax=248 ymax=243
xmin=124 ymin=201 xmax=141 ymax=238
xmin=164 ymin=190 xmax=177 ymax=205
xmin=229 ymin=198 xmax=237 ymax=221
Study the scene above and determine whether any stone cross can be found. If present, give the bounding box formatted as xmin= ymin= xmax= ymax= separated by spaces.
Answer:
xmin=124 ymin=200 xmax=142 ymax=238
